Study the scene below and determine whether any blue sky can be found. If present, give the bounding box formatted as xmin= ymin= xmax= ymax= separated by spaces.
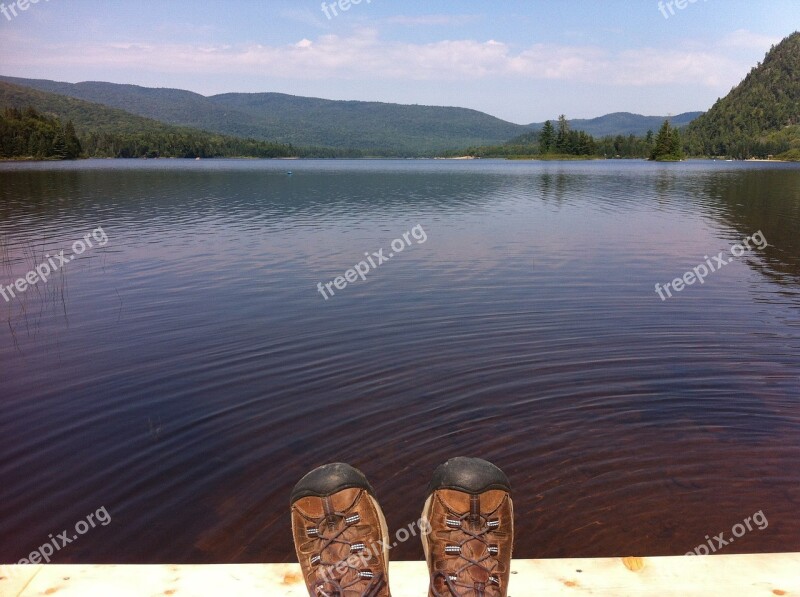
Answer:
xmin=0 ymin=0 xmax=797 ymax=123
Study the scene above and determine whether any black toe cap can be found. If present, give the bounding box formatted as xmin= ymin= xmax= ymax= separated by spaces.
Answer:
xmin=427 ymin=457 xmax=511 ymax=495
xmin=290 ymin=462 xmax=375 ymax=504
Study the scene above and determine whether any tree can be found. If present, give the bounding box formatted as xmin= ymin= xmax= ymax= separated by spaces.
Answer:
xmin=556 ymin=115 xmax=569 ymax=153
xmin=574 ymin=131 xmax=595 ymax=156
xmin=683 ymin=32 xmax=800 ymax=158
xmin=51 ymin=131 xmax=67 ymax=159
xmin=669 ymin=128 xmax=684 ymax=160
xmin=650 ymin=119 xmax=684 ymax=161
xmin=539 ymin=120 xmax=555 ymax=154
xmin=63 ymin=120 xmax=82 ymax=159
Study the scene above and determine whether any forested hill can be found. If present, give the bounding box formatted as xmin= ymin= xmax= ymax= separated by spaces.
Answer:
xmin=685 ymin=31 xmax=800 ymax=158
xmin=0 ymin=107 xmax=82 ymax=160
xmin=0 ymin=81 xmax=294 ymax=159
xmin=206 ymin=92 xmax=528 ymax=152
xmin=0 ymin=80 xmax=196 ymax=136
xmin=0 ymin=76 xmax=527 ymax=153
xmin=0 ymin=75 xmax=700 ymax=153
xmin=528 ymin=111 xmax=702 ymax=137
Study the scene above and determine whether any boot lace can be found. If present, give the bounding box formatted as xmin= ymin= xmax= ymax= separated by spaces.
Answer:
xmin=430 ymin=498 xmax=504 ymax=597
xmin=304 ymin=505 xmax=385 ymax=597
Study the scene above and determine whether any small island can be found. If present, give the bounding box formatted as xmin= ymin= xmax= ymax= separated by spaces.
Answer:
xmin=649 ymin=119 xmax=685 ymax=161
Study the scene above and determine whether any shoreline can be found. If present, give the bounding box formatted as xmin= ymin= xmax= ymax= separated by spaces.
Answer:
xmin=1 ymin=155 xmax=796 ymax=164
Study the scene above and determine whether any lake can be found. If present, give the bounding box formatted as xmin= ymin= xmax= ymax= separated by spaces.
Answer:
xmin=0 ymin=159 xmax=798 ymax=564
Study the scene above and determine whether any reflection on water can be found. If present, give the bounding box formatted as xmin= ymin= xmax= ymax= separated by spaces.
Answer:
xmin=0 ymin=159 xmax=798 ymax=564
xmin=703 ymin=171 xmax=800 ymax=288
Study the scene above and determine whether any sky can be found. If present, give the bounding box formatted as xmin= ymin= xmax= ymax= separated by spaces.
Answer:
xmin=0 ymin=0 xmax=797 ymax=124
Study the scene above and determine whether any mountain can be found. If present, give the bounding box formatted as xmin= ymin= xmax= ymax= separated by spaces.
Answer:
xmin=685 ymin=31 xmax=800 ymax=158
xmin=0 ymin=79 xmax=198 ymax=136
xmin=528 ymin=111 xmax=702 ymax=137
xmin=208 ymin=92 xmax=529 ymax=153
xmin=0 ymin=81 xmax=294 ymax=158
xmin=0 ymin=75 xmax=699 ymax=153
xmin=0 ymin=76 xmax=527 ymax=154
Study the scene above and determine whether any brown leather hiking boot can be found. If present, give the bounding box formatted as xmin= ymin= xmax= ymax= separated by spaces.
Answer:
xmin=421 ymin=458 xmax=513 ymax=597
xmin=291 ymin=463 xmax=391 ymax=597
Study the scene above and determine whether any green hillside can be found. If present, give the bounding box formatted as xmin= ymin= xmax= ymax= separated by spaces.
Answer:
xmin=210 ymin=92 xmax=530 ymax=152
xmin=685 ymin=31 xmax=800 ymax=158
xmin=528 ymin=111 xmax=702 ymax=137
xmin=0 ymin=76 xmax=528 ymax=153
xmin=0 ymin=78 xmax=272 ymax=139
xmin=0 ymin=80 xmax=190 ymax=136
xmin=0 ymin=81 xmax=294 ymax=159
xmin=0 ymin=75 xmax=701 ymax=154
xmin=0 ymin=106 xmax=82 ymax=160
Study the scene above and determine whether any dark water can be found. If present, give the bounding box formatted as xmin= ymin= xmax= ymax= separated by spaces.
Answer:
xmin=1 ymin=159 xmax=799 ymax=565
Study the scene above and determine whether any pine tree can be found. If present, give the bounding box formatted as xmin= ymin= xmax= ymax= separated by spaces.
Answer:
xmin=556 ymin=115 xmax=569 ymax=153
xmin=51 ymin=131 xmax=67 ymax=159
xmin=650 ymin=119 xmax=684 ymax=161
xmin=63 ymin=120 xmax=82 ymax=159
xmin=539 ymin=120 xmax=555 ymax=154
xmin=669 ymin=128 xmax=684 ymax=160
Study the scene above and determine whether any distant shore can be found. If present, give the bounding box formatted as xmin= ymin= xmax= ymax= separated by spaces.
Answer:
xmin=2 ymin=155 xmax=797 ymax=163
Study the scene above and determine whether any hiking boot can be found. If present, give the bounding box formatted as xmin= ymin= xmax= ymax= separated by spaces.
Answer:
xmin=421 ymin=457 xmax=513 ymax=597
xmin=291 ymin=463 xmax=391 ymax=597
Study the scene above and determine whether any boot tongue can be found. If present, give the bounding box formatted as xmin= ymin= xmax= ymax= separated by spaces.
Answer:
xmin=467 ymin=493 xmax=485 ymax=533
xmin=463 ymin=539 xmax=491 ymax=584
xmin=329 ymin=488 xmax=362 ymax=512
xmin=314 ymin=517 xmax=367 ymax=589
xmin=317 ymin=545 xmax=367 ymax=597
xmin=294 ymin=488 xmax=362 ymax=518
xmin=314 ymin=539 xmax=363 ymax=590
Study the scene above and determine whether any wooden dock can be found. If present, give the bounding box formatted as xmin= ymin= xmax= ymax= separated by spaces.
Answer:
xmin=2 ymin=554 xmax=799 ymax=596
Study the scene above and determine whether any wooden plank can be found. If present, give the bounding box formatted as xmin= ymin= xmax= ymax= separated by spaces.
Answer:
xmin=0 ymin=564 xmax=42 ymax=597
xmin=2 ymin=554 xmax=798 ymax=596
xmin=510 ymin=554 xmax=800 ymax=595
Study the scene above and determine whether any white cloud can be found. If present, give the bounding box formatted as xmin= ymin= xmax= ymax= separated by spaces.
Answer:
xmin=719 ymin=29 xmax=782 ymax=50
xmin=1 ymin=28 xmax=774 ymax=90
xmin=611 ymin=48 xmax=735 ymax=87
xmin=278 ymin=8 xmax=330 ymax=30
